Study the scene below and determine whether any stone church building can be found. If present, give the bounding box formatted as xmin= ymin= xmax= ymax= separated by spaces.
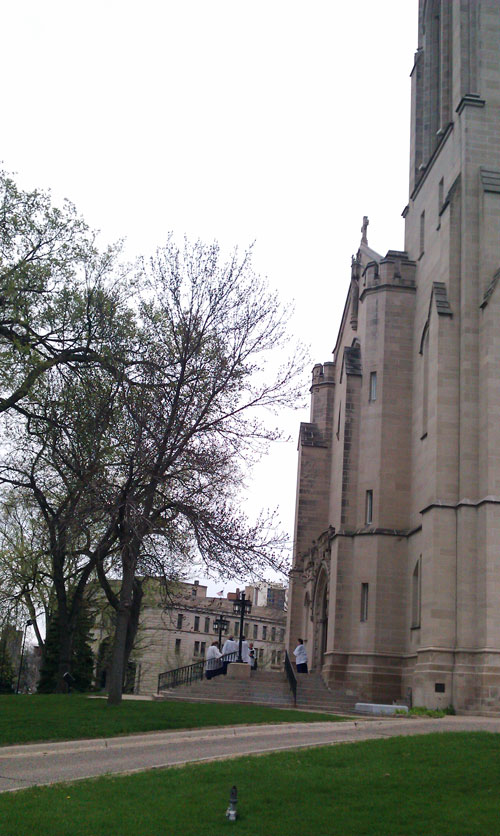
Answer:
xmin=286 ymin=0 xmax=500 ymax=713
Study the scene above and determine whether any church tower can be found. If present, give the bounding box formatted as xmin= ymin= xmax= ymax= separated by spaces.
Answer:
xmin=286 ymin=1 xmax=500 ymax=712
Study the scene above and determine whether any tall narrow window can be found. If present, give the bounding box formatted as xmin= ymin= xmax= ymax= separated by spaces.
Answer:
xmin=365 ymin=490 xmax=373 ymax=525
xmin=177 ymin=614 xmax=183 ymax=630
xmin=411 ymin=558 xmax=421 ymax=628
xmin=194 ymin=616 xmax=200 ymax=631
xmin=420 ymin=211 xmax=425 ymax=257
xmin=200 ymin=641 xmax=206 ymax=656
xmin=360 ymin=583 xmax=369 ymax=622
xmin=369 ymin=372 xmax=377 ymax=402
xmin=175 ymin=638 xmax=181 ymax=653
xmin=193 ymin=641 xmax=200 ymax=656
xmin=262 ymin=625 xmax=267 ymax=640
xmin=253 ymin=624 xmax=258 ymax=639
xmin=438 ymin=178 xmax=444 ymax=213
xmin=271 ymin=626 xmax=276 ymax=641
xmin=234 ymin=621 xmax=239 ymax=636
xmin=422 ymin=326 xmax=429 ymax=437
xmin=204 ymin=617 xmax=210 ymax=633
xmin=336 ymin=402 xmax=342 ymax=439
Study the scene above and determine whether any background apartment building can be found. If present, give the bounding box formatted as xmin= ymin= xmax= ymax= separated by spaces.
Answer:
xmin=93 ymin=579 xmax=286 ymax=695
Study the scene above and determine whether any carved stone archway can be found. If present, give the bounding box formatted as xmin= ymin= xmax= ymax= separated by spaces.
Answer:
xmin=312 ymin=565 xmax=329 ymax=672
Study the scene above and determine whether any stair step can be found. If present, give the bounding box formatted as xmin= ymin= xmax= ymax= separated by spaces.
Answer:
xmin=154 ymin=669 xmax=356 ymax=715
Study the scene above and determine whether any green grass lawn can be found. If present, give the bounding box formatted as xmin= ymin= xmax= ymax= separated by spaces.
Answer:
xmin=0 ymin=695 xmax=344 ymax=745
xmin=1 ymin=732 xmax=498 ymax=835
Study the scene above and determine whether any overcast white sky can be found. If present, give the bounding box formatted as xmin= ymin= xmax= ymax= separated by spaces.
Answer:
xmin=3 ymin=1 xmax=418 ymax=597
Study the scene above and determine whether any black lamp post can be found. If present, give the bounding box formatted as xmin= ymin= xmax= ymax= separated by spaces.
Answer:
xmin=213 ymin=615 xmax=229 ymax=649
xmin=232 ymin=592 xmax=252 ymax=662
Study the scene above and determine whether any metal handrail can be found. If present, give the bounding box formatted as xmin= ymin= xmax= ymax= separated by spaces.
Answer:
xmin=284 ymin=650 xmax=297 ymax=706
xmin=157 ymin=651 xmax=237 ymax=693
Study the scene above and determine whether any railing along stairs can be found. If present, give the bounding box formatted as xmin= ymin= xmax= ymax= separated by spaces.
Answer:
xmin=157 ymin=651 xmax=237 ymax=693
xmin=284 ymin=650 xmax=297 ymax=706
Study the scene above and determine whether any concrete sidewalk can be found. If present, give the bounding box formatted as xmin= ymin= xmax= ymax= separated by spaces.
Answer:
xmin=1 ymin=715 xmax=500 ymax=793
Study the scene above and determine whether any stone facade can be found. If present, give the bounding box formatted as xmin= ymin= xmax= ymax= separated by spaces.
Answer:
xmin=93 ymin=580 xmax=286 ymax=695
xmin=286 ymin=0 xmax=500 ymax=714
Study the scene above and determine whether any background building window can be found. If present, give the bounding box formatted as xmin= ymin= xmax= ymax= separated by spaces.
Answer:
xmin=194 ymin=616 xmax=200 ymax=631
xmin=365 ymin=490 xmax=373 ymax=524
xmin=271 ymin=650 xmax=276 ymax=664
xmin=200 ymin=642 xmax=206 ymax=656
xmin=279 ymin=629 xmax=285 ymax=642
xmin=277 ymin=651 xmax=282 ymax=665
xmin=258 ymin=648 xmax=264 ymax=661
xmin=193 ymin=641 xmax=200 ymax=656
xmin=369 ymin=371 xmax=377 ymax=402
xmin=234 ymin=622 xmax=239 ymax=636
xmin=177 ymin=614 xmax=183 ymax=629
xmin=271 ymin=626 xmax=276 ymax=641
xmin=262 ymin=626 xmax=267 ymax=640
xmin=175 ymin=638 xmax=181 ymax=653
xmin=204 ymin=617 xmax=210 ymax=633
xmin=360 ymin=583 xmax=369 ymax=622
xmin=253 ymin=624 xmax=258 ymax=639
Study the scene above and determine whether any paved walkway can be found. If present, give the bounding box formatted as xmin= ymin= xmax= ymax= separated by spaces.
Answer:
xmin=2 ymin=715 xmax=500 ymax=793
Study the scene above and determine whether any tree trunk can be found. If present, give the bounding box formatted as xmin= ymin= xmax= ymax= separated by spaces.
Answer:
xmin=107 ymin=551 xmax=136 ymax=705
xmin=124 ymin=578 xmax=143 ymax=671
xmin=56 ymin=614 xmax=73 ymax=693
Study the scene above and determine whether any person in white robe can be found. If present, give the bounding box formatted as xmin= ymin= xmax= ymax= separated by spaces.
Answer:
xmin=222 ymin=636 xmax=238 ymax=661
xmin=205 ymin=641 xmax=222 ymax=679
xmin=240 ymin=637 xmax=250 ymax=664
xmin=293 ymin=638 xmax=308 ymax=673
xmin=221 ymin=636 xmax=238 ymax=673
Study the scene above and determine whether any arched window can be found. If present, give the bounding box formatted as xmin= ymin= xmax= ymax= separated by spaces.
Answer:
xmin=420 ymin=0 xmax=451 ymax=165
xmin=426 ymin=0 xmax=441 ymax=143
xmin=411 ymin=558 xmax=421 ymax=629
xmin=420 ymin=323 xmax=430 ymax=438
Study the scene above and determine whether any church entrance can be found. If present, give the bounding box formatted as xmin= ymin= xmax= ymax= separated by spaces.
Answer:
xmin=313 ymin=568 xmax=329 ymax=671
xmin=319 ymin=585 xmax=328 ymax=668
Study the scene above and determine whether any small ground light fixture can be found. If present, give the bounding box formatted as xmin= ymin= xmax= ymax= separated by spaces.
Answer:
xmin=226 ymin=785 xmax=238 ymax=821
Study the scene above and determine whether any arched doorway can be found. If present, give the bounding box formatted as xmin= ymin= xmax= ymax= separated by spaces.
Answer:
xmin=313 ymin=567 xmax=329 ymax=671
xmin=319 ymin=584 xmax=328 ymax=668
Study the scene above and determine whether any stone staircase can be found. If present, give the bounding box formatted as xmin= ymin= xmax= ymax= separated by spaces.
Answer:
xmin=295 ymin=672 xmax=357 ymax=714
xmin=153 ymin=668 xmax=356 ymax=715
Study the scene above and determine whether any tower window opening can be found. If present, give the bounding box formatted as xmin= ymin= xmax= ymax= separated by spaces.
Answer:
xmin=411 ymin=558 xmax=421 ymax=629
xmin=365 ymin=490 xmax=373 ymax=525
xmin=361 ymin=583 xmax=369 ymax=622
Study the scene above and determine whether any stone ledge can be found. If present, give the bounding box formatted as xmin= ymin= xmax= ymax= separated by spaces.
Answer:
xmin=355 ymin=703 xmax=408 ymax=716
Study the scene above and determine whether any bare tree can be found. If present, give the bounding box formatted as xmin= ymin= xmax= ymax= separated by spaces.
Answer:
xmin=100 ymin=238 xmax=306 ymax=703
